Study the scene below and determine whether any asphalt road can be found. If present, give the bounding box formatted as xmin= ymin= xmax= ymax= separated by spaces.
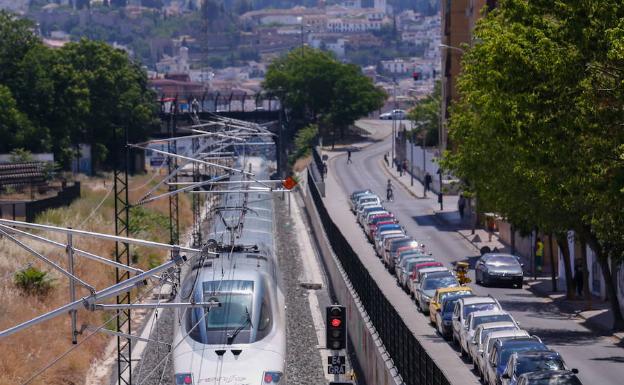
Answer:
xmin=329 ymin=132 xmax=624 ymax=385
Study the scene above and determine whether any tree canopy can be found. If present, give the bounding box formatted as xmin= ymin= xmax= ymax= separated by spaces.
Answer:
xmin=263 ymin=48 xmax=386 ymax=138
xmin=0 ymin=10 xmax=158 ymax=170
xmin=442 ymin=0 xmax=624 ymax=329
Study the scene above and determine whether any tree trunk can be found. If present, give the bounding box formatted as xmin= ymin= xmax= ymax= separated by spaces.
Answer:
xmin=556 ymin=233 xmax=575 ymax=300
xmin=548 ymin=233 xmax=557 ymax=292
xmin=579 ymin=236 xmax=592 ymax=309
xmin=586 ymin=231 xmax=624 ymax=331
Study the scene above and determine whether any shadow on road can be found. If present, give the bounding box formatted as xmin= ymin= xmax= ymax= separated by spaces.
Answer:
xmin=529 ymin=328 xmax=603 ymax=345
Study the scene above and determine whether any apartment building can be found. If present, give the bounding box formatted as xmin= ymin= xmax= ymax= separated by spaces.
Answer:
xmin=440 ymin=0 xmax=496 ymax=150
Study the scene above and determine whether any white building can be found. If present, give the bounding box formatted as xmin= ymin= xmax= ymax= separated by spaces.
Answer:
xmin=156 ymin=46 xmax=190 ymax=74
xmin=326 ymin=17 xmax=383 ymax=33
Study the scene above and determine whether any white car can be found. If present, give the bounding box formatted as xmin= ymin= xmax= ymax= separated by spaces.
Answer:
xmin=468 ymin=321 xmax=519 ymax=374
xmin=380 ymin=109 xmax=407 ymax=120
xmin=478 ymin=329 xmax=530 ymax=383
xmin=459 ymin=310 xmax=516 ymax=360
xmin=395 ymin=255 xmax=433 ymax=289
xmin=414 ymin=270 xmax=458 ymax=313
xmin=452 ymin=296 xmax=502 ymax=348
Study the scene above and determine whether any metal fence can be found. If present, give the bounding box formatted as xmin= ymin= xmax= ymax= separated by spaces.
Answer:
xmin=308 ymin=169 xmax=450 ymax=385
xmin=0 ymin=182 xmax=81 ymax=222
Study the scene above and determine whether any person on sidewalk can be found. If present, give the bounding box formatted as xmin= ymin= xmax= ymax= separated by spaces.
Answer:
xmin=384 ymin=153 xmax=389 ymax=166
xmin=347 ymin=150 xmax=352 ymax=164
xmin=424 ymin=172 xmax=432 ymax=193
xmin=386 ymin=179 xmax=393 ymax=201
xmin=402 ymin=159 xmax=408 ymax=176
xmin=399 ymin=160 xmax=404 ymax=176
xmin=535 ymin=237 xmax=544 ymax=275
xmin=574 ymin=264 xmax=584 ymax=298
xmin=458 ymin=193 xmax=466 ymax=219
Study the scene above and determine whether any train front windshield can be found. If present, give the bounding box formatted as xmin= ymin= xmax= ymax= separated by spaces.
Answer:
xmin=186 ymin=280 xmax=255 ymax=344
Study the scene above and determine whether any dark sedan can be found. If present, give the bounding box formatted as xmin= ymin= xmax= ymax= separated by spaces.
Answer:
xmin=476 ymin=253 xmax=524 ymax=288
xmin=517 ymin=370 xmax=583 ymax=385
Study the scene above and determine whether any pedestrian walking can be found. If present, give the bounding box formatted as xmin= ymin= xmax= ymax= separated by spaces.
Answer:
xmin=384 ymin=153 xmax=388 ymax=166
xmin=402 ymin=159 xmax=408 ymax=176
xmin=574 ymin=265 xmax=584 ymax=297
xmin=399 ymin=159 xmax=404 ymax=176
xmin=322 ymin=161 xmax=328 ymax=178
xmin=458 ymin=193 xmax=466 ymax=219
xmin=535 ymin=237 xmax=544 ymax=275
xmin=347 ymin=150 xmax=352 ymax=164
xmin=424 ymin=172 xmax=432 ymax=192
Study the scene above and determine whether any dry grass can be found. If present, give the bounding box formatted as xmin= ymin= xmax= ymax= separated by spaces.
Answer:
xmin=0 ymin=173 xmax=191 ymax=385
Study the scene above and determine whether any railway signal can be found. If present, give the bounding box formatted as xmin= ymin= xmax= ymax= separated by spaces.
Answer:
xmin=326 ymin=305 xmax=346 ymax=350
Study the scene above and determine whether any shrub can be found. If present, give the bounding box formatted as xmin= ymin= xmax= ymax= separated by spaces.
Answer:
xmin=14 ymin=266 xmax=55 ymax=296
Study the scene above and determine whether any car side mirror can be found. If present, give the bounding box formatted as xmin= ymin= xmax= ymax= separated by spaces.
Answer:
xmin=571 ymin=368 xmax=579 ymax=374
xmin=502 ymin=374 xmax=509 ymax=379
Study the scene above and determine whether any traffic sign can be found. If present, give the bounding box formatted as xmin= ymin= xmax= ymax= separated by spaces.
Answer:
xmin=327 ymin=355 xmax=346 ymax=374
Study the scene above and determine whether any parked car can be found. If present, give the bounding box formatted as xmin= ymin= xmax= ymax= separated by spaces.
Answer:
xmin=366 ymin=215 xmax=397 ymax=240
xmin=476 ymin=253 xmax=524 ymax=288
xmin=374 ymin=231 xmax=405 ymax=257
xmin=429 ymin=286 xmax=474 ymax=324
xmin=407 ymin=261 xmax=444 ymax=297
xmin=502 ymin=350 xmax=573 ymax=385
xmin=516 ymin=370 xmax=583 ymax=385
xmin=460 ymin=310 xmax=517 ymax=359
xmin=355 ymin=200 xmax=382 ymax=218
xmin=435 ymin=294 xmax=475 ymax=339
xmin=354 ymin=194 xmax=380 ymax=212
xmin=452 ymin=296 xmax=502 ymax=346
xmin=484 ymin=336 xmax=547 ymax=385
xmin=379 ymin=234 xmax=410 ymax=260
xmin=395 ymin=254 xmax=432 ymax=288
xmin=383 ymin=238 xmax=419 ymax=270
xmin=478 ymin=329 xmax=531 ymax=382
xmin=414 ymin=270 xmax=458 ymax=313
xmin=358 ymin=206 xmax=386 ymax=227
xmin=469 ymin=322 xmax=519 ymax=373
xmin=368 ymin=221 xmax=400 ymax=241
xmin=350 ymin=190 xmax=373 ymax=212
xmin=379 ymin=109 xmax=407 ymax=120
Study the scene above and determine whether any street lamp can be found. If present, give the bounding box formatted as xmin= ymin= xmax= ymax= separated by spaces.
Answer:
xmin=377 ymin=74 xmax=399 ymax=164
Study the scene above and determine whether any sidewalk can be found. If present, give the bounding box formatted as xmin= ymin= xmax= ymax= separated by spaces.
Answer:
xmin=381 ymin=155 xmax=623 ymax=340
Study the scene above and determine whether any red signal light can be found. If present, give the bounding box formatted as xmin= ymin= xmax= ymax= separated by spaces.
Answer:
xmin=184 ymin=375 xmax=192 ymax=384
xmin=331 ymin=318 xmax=342 ymax=328
xmin=264 ymin=373 xmax=273 ymax=383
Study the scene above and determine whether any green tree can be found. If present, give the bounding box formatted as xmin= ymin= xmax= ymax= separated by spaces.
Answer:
xmin=0 ymin=11 xmax=41 ymax=90
xmin=0 ymin=85 xmax=39 ymax=153
xmin=263 ymin=48 xmax=385 ymax=139
xmin=408 ymin=80 xmax=440 ymax=146
xmin=443 ymin=0 xmax=624 ymax=329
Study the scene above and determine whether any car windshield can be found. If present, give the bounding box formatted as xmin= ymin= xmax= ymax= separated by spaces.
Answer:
xmin=463 ymin=303 xmax=498 ymax=317
xmin=487 ymin=256 xmax=519 ymax=266
xmin=473 ymin=314 xmax=513 ymax=328
xmin=372 ymin=217 xmax=393 ymax=224
xmin=391 ymin=240 xmax=417 ymax=251
xmin=529 ymin=376 xmax=582 ymax=385
xmin=423 ymin=275 xmax=458 ymax=290
xmin=516 ymin=355 xmax=565 ymax=375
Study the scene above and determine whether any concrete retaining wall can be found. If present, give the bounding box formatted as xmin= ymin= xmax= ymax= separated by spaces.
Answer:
xmin=299 ymin=171 xmax=401 ymax=385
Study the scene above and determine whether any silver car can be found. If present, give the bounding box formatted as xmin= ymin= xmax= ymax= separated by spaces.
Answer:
xmin=475 ymin=253 xmax=524 ymax=288
xmin=478 ymin=330 xmax=531 ymax=383
xmin=468 ymin=321 xmax=519 ymax=374
xmin=395 ymin=255 xmax=433 ymax=289
xmin=460 ymin=310 xmax=516 ymax=360
xmin=414 ymin=271 xmax=458 ymax=313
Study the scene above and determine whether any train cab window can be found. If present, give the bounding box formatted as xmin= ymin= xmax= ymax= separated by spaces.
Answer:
xmin=186 ymin=280 xmax=254 ymax=344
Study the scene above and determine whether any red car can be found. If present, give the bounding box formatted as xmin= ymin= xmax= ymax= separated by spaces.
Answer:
xmin=367 ymin=215 xmax=397 ymax=240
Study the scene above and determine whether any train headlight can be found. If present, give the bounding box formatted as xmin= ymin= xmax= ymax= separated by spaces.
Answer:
xmin=262 ymin=371 xmax=283 ymax=383
xmin=174 ymin=373 xmax=193 ymax=385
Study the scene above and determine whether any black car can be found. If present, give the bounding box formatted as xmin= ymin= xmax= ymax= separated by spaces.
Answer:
xmin=475 ymin=253 xmax=524 ymax=288
xmin=517 ymin=370 xmax=583 ymax=385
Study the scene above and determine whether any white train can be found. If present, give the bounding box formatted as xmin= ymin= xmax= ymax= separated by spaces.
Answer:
xmin=172 ymin=156 xmax=286 ymax=385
